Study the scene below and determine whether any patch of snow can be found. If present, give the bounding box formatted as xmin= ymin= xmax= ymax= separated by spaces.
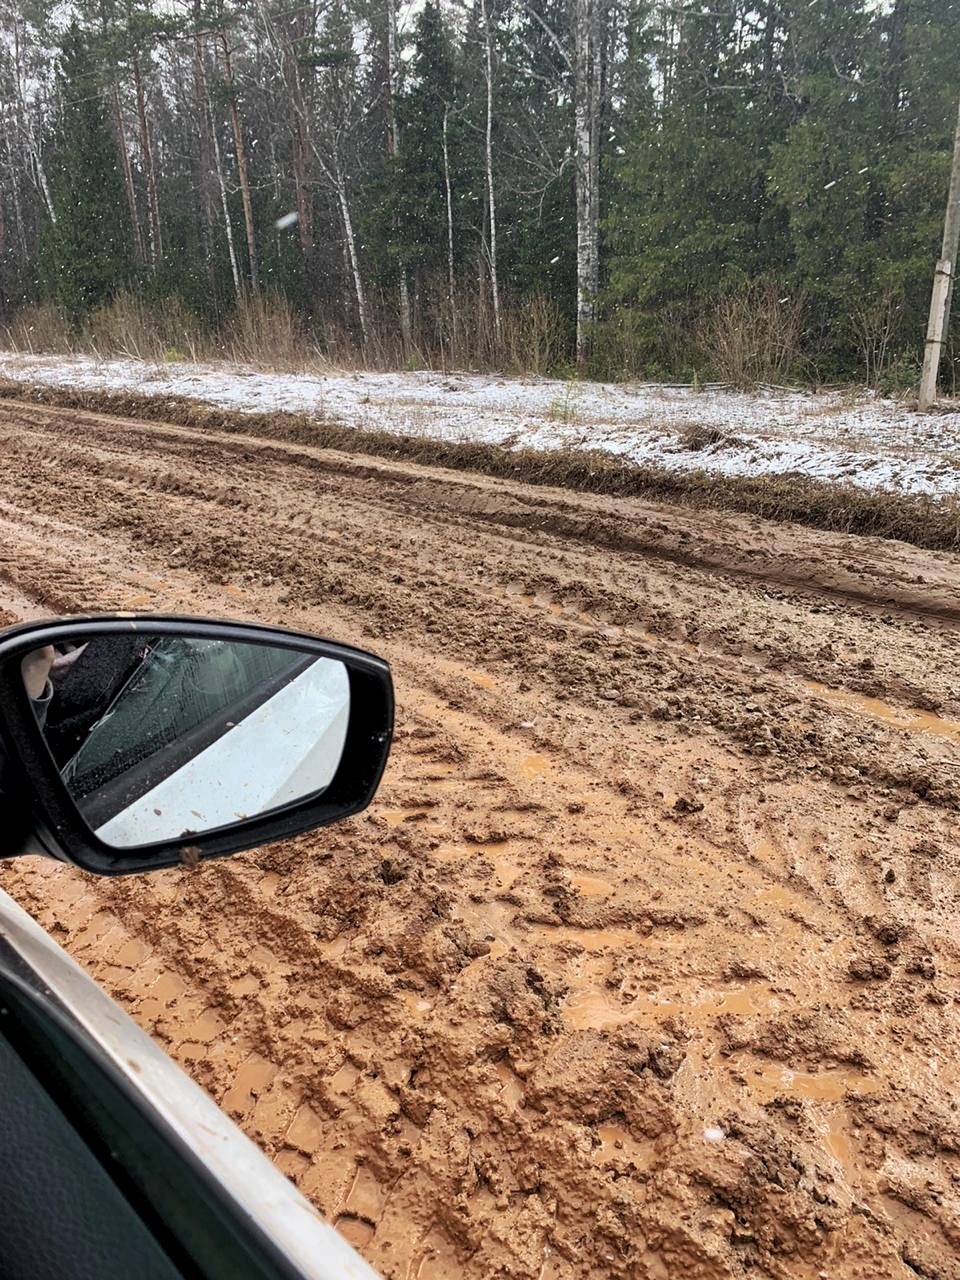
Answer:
xmin=1 ymin=352 xmax=957 ymax=499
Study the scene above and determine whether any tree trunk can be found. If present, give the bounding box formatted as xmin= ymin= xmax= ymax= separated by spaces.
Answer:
xmin=113 ymin=86 xmax=144 ymax=265
xmin=480 ymin=0 xmax=501 ymax=346
xmin=32 ymin=148 xmax=56 ymax=226
xmin=220 ymin=30 xmax=259 ymax=292
xmin=919 ymin=95 xmax=960 ymax=409
xmin=12 ymin=23 xmax=55 ymax=226
xmin=574 ymin=0 xmax=600 ymax=371
xmin=335 ymin=162 xmax=368 ymax=348
xmin=442 ymin=105 xmax=457 ymax=343
xmin=291 ymin=115 xmax=314 ymax=263
xmin=192 ymin=6 xmax=218 ymax=279
xmin=1 ymin=115 xmax=26 ymax=258
xmin=386 ymin=0 xmax=412 ymax=355
xmin=284 ymin=5 xmax=315 ymax=274
xmin=132 ymin=53 xmax=163 ymax=270
xmin=199 ymin=40 xmax=241 ymax=298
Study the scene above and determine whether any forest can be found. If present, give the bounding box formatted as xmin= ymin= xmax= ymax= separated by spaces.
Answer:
xmin=1 ymin=0 xmax=958 ymax=387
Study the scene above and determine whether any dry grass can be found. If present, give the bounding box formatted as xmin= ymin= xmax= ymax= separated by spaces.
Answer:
xmin=0 ymin=287 xmax=569 ymax=378
xmin=219 ymin=293 xmax=325 ymax=371
xmin=0 ymin=303 xmax=74 ymax=354
xmin=2 ymin=379 xmax=958 ymax=554
xmin=699 ymin=284 xmax=805 ymax=389
xmin=87 ymin=293 xmax=206 ymax=363
xmin=0 ymin=293 xmax=330 ymax=373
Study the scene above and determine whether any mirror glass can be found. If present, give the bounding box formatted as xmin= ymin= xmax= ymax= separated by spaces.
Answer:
xmin=21 ymin=635 xmax=351 ymax=848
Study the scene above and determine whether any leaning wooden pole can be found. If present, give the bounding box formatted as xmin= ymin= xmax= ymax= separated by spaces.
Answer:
xmin=919 ymin=96 xmax=960 ymax=410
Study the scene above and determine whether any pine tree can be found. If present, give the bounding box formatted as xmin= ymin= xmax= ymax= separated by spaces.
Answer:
xmin=39 ymin=22 xmax=132 ymax=324
xmin=606 ymin=2 xmax=790 ymax=374
xmin=769 ymin=0 xmax=960 ymax=376
xmin=364 ymin=2 xmax=460 ymax=288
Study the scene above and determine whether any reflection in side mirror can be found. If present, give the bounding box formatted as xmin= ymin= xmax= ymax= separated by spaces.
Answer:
xmin=25 ymin=635 xmax=350 ymax=849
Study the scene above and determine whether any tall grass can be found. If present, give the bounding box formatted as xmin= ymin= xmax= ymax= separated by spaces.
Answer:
xmin=0 ymin=291 xmax=319 ymax=371
xmin=86 ymin=293 xmax=206 ymax=363
xmin=0 ymin=285 xmax=572 ymax=378
xmin=1 ymin=303 xmax=75 ymax=354
xmin=697 ymin=283 xmax=806 ymax=388
xmin=0 ymin=280 xmax=938 ymax=395
xmin=219 ymin=293 xmax=320 ymax=370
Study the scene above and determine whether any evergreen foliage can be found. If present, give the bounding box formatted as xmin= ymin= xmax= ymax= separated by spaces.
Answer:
xmin=38 ymin=23 xmax=132 ymax=323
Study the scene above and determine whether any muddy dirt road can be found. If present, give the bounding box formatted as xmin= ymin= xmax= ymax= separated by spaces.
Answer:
xmin=2 ymin=397 xmax=960 ymax=1279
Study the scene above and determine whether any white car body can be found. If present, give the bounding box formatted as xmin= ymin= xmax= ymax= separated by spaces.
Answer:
xmin=0 ymin=884 xmax=380 ymax=1280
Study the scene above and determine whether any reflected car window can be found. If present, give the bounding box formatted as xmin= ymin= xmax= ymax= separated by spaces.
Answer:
xmin=63 ymin=637 xmax=309 ymax=802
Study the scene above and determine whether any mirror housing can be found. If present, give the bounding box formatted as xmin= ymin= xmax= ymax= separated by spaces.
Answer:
xmin=0 ymin=616 xmax=393 ymax=875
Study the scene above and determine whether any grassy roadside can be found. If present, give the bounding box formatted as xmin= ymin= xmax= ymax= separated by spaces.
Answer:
xmin=3 ymin=378 xmax=958 ymax=554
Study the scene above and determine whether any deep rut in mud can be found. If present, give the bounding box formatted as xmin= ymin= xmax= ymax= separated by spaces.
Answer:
xmin=2 ymin=398 xmax=960 ymax=1279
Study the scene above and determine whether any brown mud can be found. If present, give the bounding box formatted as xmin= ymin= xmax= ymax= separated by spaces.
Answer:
xmin=2 ymin=396 xmax=960 ymax=1279
xmin=4 ymin=378 xmax=960 ymax=553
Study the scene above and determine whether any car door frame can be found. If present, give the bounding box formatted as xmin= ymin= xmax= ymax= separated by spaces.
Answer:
xmin=0 ymin=884 xmax=381 ymax=1280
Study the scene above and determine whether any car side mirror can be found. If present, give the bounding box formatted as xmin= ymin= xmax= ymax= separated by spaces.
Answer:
xmin=0 ymin=616 xmax=393 ymax=875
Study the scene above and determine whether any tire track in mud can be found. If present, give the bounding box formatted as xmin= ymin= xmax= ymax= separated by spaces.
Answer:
xmin=8 ymin=394 xmax=960 ymax=625
xmin=2 ymin=401 xmax=960 ymax=1279
xmin=4 ymin=401 xmax=960 ymax=808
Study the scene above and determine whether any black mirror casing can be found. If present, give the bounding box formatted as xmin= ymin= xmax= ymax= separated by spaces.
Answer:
xmin=0 ymin=616 xmax=393 ymax=875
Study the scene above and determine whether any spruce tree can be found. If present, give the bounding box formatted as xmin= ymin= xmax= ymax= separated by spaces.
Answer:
xmin=362 ymin=1 xmax=460 ymax=288
xmin=39 ymin=23 xmax=132 ymax=325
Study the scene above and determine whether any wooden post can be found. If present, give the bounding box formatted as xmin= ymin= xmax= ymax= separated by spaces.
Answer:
xmin=919 ymin=97 xmax=960 ymax=410
xmin=919 ymin=260 xmax=953 ymax=410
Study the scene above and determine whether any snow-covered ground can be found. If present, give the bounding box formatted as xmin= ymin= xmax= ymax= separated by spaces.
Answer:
xmin=2 ymin=351 xmax=959 ymax=499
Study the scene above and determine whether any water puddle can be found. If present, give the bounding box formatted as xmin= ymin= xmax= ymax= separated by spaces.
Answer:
xmin=515 ymin=592 xmax=601 ymax=627
xmin=182 ymin=1006 xmax=225 ymax=1044
xmin=529 ymin=924 xmax=656 ymax=953
xmin=594 ymin=1124 xmax=656 ymax=1170
xmin=494 ymin=1060 xmax=525 ymax=1108
xmin=399 ymin=990 xmax=434 ymax=1017
xmin=571 ymin=873 xmax=613 ymax=897
xmin=223 ymin=1052 xmax=277 ymax=1111
xmin=520 ymin=753 xmax=551 ymax=779
xmin=261 ymin=871 xmax=282 ymax=896
xmin=567 ymin=983 xmax=778 ymax=1031
xmin=411 ymin=1231 xmax=462 ymax=1280
xmin=378 ymin=807 xmax=435 ymax=829
xmin=459 ymin=897 xmax=524 ymax=952
xmin=745 ymin=1064 xmax=880 ymax=1104
xmin=316 ymin=936 xmax=349 ymax=960
xmin=803 ymin=678 xmax=960 ymax=744
xmin=821 ymin=1115 xmax=854 ymax=1175
xmin=489 ymin=856 xmax=525 ymax=888
xmin=334 ymin=1217 xmax=374 ymax=1250
xmin=432 ymin=843 xmax=527 ymax=895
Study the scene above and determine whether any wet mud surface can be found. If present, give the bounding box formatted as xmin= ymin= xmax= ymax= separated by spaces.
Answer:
xmin=2 ymin=397 xmax=960 ymax=1278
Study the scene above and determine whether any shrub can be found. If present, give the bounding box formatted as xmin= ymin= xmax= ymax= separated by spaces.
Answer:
xmin=698 ymin=283 xmax=805 ymax=388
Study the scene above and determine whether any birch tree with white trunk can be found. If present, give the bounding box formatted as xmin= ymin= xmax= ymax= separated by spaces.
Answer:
xmin=386 ymin=0 xmax=413 ymax=354
xmin=574 ymin=0 xmax=601 ymax=370
xmin=479 ymin=0 xmax=502 ymax=344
